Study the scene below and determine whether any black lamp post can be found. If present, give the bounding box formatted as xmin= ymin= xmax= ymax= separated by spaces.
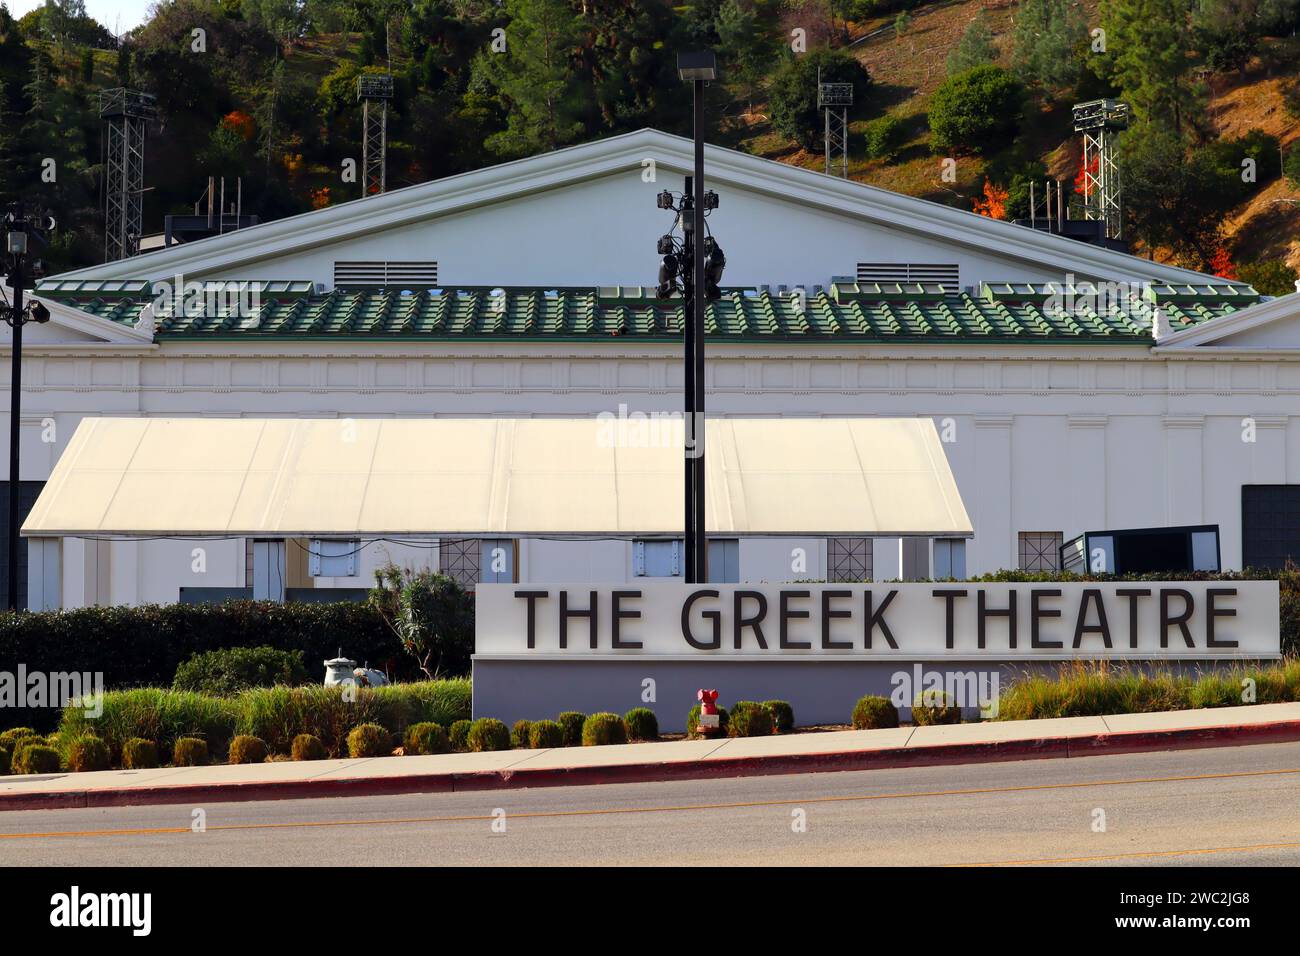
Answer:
xmin=2 ymin=203 xmax=52 ymax=611
xmin=677 ymin=50 xmax=715 ymax=584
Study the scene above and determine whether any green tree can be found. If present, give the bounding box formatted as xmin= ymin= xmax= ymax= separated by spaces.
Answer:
xmin=481 ymin=0 xmax=584 ymax=158
xmin=1012 ymin=0 xmax=1085 ymax=94
xmin=716 ymin=0 xmax=781 ymax=107
xmin=1099 ymin=0 xmax=1198 ymax=132
xmin=947 ymin=10 xmax=997 ymax=75
xmin=928 ymin=64 xmax=1023 ymax=154
xmin=768 ymin=47 xmax=870 ymax=150
xmin=1236 ymin=260 xmax=1298 ymax=296
xmin=369 ymin=565 xmax=474 ymax=679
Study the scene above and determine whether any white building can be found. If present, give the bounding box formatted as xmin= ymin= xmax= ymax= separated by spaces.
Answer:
xmin=9 ymin=129 xmax=1300 ymax=608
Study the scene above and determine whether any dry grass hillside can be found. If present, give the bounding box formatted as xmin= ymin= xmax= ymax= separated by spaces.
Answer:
xmin=730 ymin=0 xmax=1300 ymax=271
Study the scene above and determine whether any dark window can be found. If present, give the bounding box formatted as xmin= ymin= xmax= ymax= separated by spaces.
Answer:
xmin=0 ymin=481 xmax=46 ymax=611
xmin=1242 ymin=485 xmax=1300 ymax=569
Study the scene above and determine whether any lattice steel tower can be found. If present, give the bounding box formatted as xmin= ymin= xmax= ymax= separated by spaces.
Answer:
xmin=358 ymin=73 xmax=394 ymax=197
xmin=99 ymin=88 xmax=156 ymax=262
xmin=1072 ymin=98 xmax=1129 ymax=240
xmin=818 ymin=72 xmax=853 ymax=179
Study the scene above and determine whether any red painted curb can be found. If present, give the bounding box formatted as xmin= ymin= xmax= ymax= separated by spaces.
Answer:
xmin=3 ymin=717 xmax=1299 ymax=812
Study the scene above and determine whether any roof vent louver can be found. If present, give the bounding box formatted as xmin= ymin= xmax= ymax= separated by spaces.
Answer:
xmin=857 ymin=263 xmax=959 ymax=289
xmin=333 ymin=260 xmax=438 ymax=288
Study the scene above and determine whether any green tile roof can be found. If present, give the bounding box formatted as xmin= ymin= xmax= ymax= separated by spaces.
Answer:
xmin=35 ymin=280 xmax=1259 ymax=344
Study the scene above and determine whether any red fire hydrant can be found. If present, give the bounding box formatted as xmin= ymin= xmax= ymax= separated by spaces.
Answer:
xmin=697 ymin=688 xmax=721 ymax=734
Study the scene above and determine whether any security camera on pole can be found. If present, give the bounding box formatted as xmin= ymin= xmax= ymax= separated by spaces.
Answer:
xmin=2 ymin=203 xmax=54 ymax=611
xmin=654 ymin=50 xmax=725 ymax=584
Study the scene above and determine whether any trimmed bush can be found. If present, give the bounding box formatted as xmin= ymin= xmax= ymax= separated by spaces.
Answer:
xmin=449 ymin=719 xmax=472 ymax=752
xmin=511 ymin=719 xmax=533 ymax=749
xmin=528 ymin=719 xmax=564 ymax=749
xmin=347 ymin=723 xmax=391 ymax=758
xmin=67 ymin=733 xmax=111 ymax=772
xmin=913 ymin=690 xmax=962 ymax=725
xmin=582 ymin=712 xmax=628 ymax=746
xmin=12 ymin=742 xmax=60 ymax=774
xmin=404 ymin=722 xmax=450 ymax=756
xmin=122 ymin=738 xmax=160 ymax=769
xmin=686 ymin=704 xmax=729 ymax=739
xmin=557 ymin=711 xmax=586 ymax=747
xmin=0 ymin=746 xmax=8 ymax=775
xmin=763 ymin=700 xmax=794 ymax=734
xmin=228 ymin=734 xmax=269 ymax=764
xmin=0 ymin=727 xmax=37 ymax=749
xmin=291 ymin=734 xmax=327 ymax=761
xmin=466 ymin=718 xmax=511 ymax=752
xmin=623 ymin=707 xmax=658 ymax=741
xmin=852 ymin=695 xmax=899 ymax=729
xmin=727 ymin=701 xmax=774 ymax=738
xmin=929 ymin=65 xmax=1023 ymax=154
xmin=865 ymin=115 xmax=907 ymax=161
xmin=172 ymin=645 xmax=310 ymax=695
xmin=173 ymin=737 xmax=209 ymax=766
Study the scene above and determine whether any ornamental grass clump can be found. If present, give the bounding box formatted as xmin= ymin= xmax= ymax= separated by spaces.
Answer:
xmin=11 ymin=741 xmax=60 ymax=774
xmin=727 ymin=701 xmax=774 ymax=738
xmin=511 ymin=719 xmax=533 ymax=749
xmin=403 ymin=722 xmax=450 ymax=755
xmin=581 ymin=713 xmax=627 ymax=746
xmin=449 ymin=719 xmax=472 ymax=752
xmin=912 ymin=690 xmax=962 ymax=726
xmin=851 ymin=695 xmax=899 ymax=729
xmin=763 ymin=700 xmax=794 ymax=734
xmin=623 ymin=707 xmax=658 ymax=741
xmin=173 ymin=737 xmax=209 ymax=766
xmin=686 ymin=704 xmax=729 ymax=738
xmin=466 ymin=718 xmax=511 ymax=752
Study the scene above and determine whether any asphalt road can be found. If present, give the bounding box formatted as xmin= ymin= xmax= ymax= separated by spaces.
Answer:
xmin=2 ymin=741 xmax=1298 ymax=866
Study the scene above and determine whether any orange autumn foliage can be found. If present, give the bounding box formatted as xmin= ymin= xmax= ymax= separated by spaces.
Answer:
xmin=221 ymin=110 xmax=255 ymax=140
xmin=1209 ymin=247 xmax=1237 ymax=280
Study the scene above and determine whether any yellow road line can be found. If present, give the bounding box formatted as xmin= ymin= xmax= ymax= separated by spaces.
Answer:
xmin=958 ymin=840 xmax=1300 ymax=866
xmin=3 ymin=765 xmax=1297 ymax=841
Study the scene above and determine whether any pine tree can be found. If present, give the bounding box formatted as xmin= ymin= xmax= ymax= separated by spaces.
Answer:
xmin=1012 ymin=0 xmax=1085 ymax=95
xmin=1099 ymin=0 xmax=1198 ymax=132
xmin=482 ymin=0 xmax=584 ymax=158
xmin=947 ymin=10 xmax=998 ymax=75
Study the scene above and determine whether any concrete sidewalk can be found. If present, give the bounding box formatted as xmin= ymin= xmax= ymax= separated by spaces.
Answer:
xmin=4 ymin=702 xmax=1299 ymax=812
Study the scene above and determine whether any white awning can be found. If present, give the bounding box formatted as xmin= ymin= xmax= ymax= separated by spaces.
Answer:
xmin=22 ymin=417 xmax=972 ymax=538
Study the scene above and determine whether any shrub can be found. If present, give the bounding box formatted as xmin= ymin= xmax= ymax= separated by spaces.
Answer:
xmin=368 ymin=565 xmax=474 ymax=679
xmin=1286 ymin=146 xmax=1300 ymax=189
xmin=582 ymin=713 xmax=628 ymax=746
xmin=528 ymin=719 xmax=564 ymax=749
xmin=1237 ymin=260 xmax=1298 ymax=297
xmin=122 ymin=738 xmax=160 ymax=769
xmin=172 ymin=645 xmax=310 ymax=695
xmin=0 ymin=746 xmax=8 ymax=775
xmin=762 ymin=701 xmax=794 ymax=734
xmin=511 ymin=719 xmax=533 ymax=749
xmin=466 ymin=718 xmax=511 ymax=752
xmin=291 ymin=734 xmax=327 ymax=761
xmin=865 ymin=115 xmax=907 ymax=161
xmin=173 ymin=737 xmax=209 ymax=766
xmin=67 ymin=733 xmax=111 ymax=772
xmin=557 ymin=711 xmax=586 ymax=747
xmin=228 ymin=734 xmax=269 ymax=764
xmin=852 ymin=695 xmax=899 ymax=729
xmin=0 ymin=727 xmax=36 ymax=749
xmin=912 ymin=690 xmax=962 ymax=725
xmin=686 ymin=704 xmax=729 ymax=738
xmin=347 ymin=723 xmax=391 ymax=758
xmin=449 ymin=719 xmax=472 ymax=752
xmin=12 ymin=742 xmax=60 ymax=774
xmin=404 ymin=722 xmax=450 ymax=756
xmin=623 ymin=707 xmax=659 ymax=741
xmin=928 ymin=65 xmax=1023 ymax=154
xmin=728 ymin=701 xmax=774 ymax=738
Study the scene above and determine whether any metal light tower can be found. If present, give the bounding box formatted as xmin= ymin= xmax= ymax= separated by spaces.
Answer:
xmin=99 ymin=88 xmax=156 ymax=262
xmin=818 ymin=73 xmax=853 ymax=179
xmin=358 ymin=73 xmax=394 ymax=197
xmin=1072 ymin=98 xmax=1129 ymax=240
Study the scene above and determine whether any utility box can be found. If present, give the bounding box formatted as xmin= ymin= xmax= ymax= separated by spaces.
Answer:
xmin=1061 ymin=524 xmax=1220 ymax=575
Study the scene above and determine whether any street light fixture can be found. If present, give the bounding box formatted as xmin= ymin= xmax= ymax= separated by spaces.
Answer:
xmin=2 ymin=203 xmax=52 ymax=611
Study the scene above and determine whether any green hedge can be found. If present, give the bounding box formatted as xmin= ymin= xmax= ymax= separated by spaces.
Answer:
xmin=172 ymin=646 xmax=310 ymax=695
xmin=0 ymin=600 xmax=411 ymax=731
